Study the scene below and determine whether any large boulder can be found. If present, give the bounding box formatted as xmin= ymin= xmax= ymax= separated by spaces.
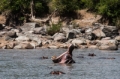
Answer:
xmin=102 ymin=26 xmax=119 ymax=38
xmin=115 ymin=36 xmax=120 ymax=42
xmin=33 ymin=27 xmax=46 ymax=35
xmin=53 ymin=33 xmax=66 ymax=42
xmin=98 ymin=44 xmax=118 ymax=50
xmin=66 ymin=31 xmax=75 ymax=40
xmin=14 ymin=42 xmax=34 ymax=49
xmin=15 ymin=36 xmax=31 ymax=41
xmin=92 ymin=29 xmax=106 ymax=39
xmin=97 ymin=39 xmax=118 ymax=45
xmin=7 ymin=31 xmax=18 ymax=38
xmin=72 ymin=39 xmax=87 ymax=45
xmin=0 ymin=31 xmax=6 ymax=37
xmin=85 ymin=33 xmax=97 ymax=40
xmin=21 ymin=23 xmax=40 ymax=31
xmin=5 ymin=42 xmax=15 ymax=49
xmin=97 ymin=39 xmax=118 ymax=50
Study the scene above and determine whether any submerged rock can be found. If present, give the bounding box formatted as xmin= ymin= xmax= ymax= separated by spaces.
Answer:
xmin=50 ymin=71 xmax=65 ymax=75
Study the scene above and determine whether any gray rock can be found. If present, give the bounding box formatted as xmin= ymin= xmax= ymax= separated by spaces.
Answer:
xmin=102 ymin=37 xmax=111 ymax=40
xmin=92 ymin=29 xmax=106 ymax=39
xmin=85 ymin=33 xmax=97 ymax=40
xmin=66 ymin=31 xmax=75 ymax=40
xmin=115 ymin=36 xmax=120 ymax=42
xmin=0 ymin=31 xmax=6 ymax=37
xmin=102 ymin=26 xmax=119 ymax=38
xmin=14 ymin=42 xmax=34 ymax=49
xmin=7 ymin=31 xmax=18 ymax=38
xmin=88 ymin=45 xmax=98 ymax=49
xmin=53 ymin=33 xmax=66 ymax=42
xmin=97 ymin=39 xmax=118 ymax=50
xmin=20 ymin=22 xmax=40 ymax=32
xmin=85 ymin=28 xmax=92 ymax=34
xmin=4 ymin=36 xmax=15 ymax=41
xmin=98 ymin=44 xmax=118 ymax=50
xmin=15 ymin=36 xmax=31 ymax=41
xmin=6 ymin=42 xmax=15 ymax=49
xmin=48 ymin=45 xmax=59 ymax=49
xmin=72 ymin=39 xmax=87 ymax=45
xmin=97 ymin=39 xmax=118 ymax=46
xmin=0 ymin=24 xmax=5 ymax=30
xmin=33 ymin=27 xmax=46 ymax=35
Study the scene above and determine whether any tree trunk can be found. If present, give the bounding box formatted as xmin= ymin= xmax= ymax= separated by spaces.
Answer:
xmin=30 ymin=1 xmax=57 ymax=25
xmin=30 ymin=0 xmax=34 ymax=19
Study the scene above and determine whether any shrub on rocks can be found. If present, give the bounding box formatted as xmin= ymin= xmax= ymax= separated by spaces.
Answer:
xmin=47 ymin=23 xmax=61 ymax=36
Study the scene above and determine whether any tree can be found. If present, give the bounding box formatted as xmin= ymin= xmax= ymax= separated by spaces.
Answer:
xmin=50 ymin=0 xmax=79 ymax=15
xmin=0 ymin=0 xmax=49 ymax=25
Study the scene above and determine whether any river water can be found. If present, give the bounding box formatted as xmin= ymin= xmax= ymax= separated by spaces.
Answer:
xmin=0 ymin=49 xmax=120 ymax=79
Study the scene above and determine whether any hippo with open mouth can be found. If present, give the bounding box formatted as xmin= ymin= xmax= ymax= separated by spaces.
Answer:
xmin=51 ymin=44 xmax=75 ymax=64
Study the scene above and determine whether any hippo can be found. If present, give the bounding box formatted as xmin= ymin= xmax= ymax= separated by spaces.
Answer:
xmin=51 ymin=44 xmax=75 ymax=64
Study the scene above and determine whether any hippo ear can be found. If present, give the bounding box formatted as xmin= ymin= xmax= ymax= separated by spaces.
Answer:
xmin=71 ymin=43 xmax=77 ymax=48
xmin=51 ymin=56 xmax=57 ymax=60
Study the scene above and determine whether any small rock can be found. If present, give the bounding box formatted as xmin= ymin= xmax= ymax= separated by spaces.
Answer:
xmin=48 ymin=45 xmax=59 ymax=49
xmin=40 ymin=56 xmax=48 ymax=59
xmin=88 ymin=45 xmax=98 ymax=49
xmin=88 ymin=53 xmax=96 ymax=56
xmin=50 ymin=71 xmax=65 ymax=75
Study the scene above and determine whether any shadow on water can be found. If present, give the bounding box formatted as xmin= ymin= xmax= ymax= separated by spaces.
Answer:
xmin=0 ymin=49 xmax=120 ymax=79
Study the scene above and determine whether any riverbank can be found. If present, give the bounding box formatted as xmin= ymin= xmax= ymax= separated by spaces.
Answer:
xmin=0 ymin=10 xmax=120 ymax=50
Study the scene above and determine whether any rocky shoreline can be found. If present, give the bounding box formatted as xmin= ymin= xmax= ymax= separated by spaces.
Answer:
xmin=0 ymin=22 xmax=120 ymax=50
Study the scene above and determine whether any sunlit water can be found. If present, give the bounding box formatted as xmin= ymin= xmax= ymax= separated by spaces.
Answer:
xmin=0 ymin=48 xmax=120 ymax=79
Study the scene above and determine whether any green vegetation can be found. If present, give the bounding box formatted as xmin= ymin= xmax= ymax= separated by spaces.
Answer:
xmin=0 ymin=0 xmax=120 ymax=27
xmin=47 ymin=22 xmax=61 ymax=36
xmin=50 ymin=0 xmax=79 ymax=14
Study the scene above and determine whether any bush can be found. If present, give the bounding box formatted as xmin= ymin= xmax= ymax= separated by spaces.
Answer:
xmin=47 ymin=22 xmax=61 ymax=36
xmin=50 ymin=0 xmax=79 ymax=14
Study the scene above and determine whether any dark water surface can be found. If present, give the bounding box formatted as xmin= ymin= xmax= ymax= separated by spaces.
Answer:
xmin=0 ymin=49 xmax=120 ymax=79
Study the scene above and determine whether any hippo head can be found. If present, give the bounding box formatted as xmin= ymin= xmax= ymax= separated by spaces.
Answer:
xmin=68 ymin=44 xmax=75 ymax=55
